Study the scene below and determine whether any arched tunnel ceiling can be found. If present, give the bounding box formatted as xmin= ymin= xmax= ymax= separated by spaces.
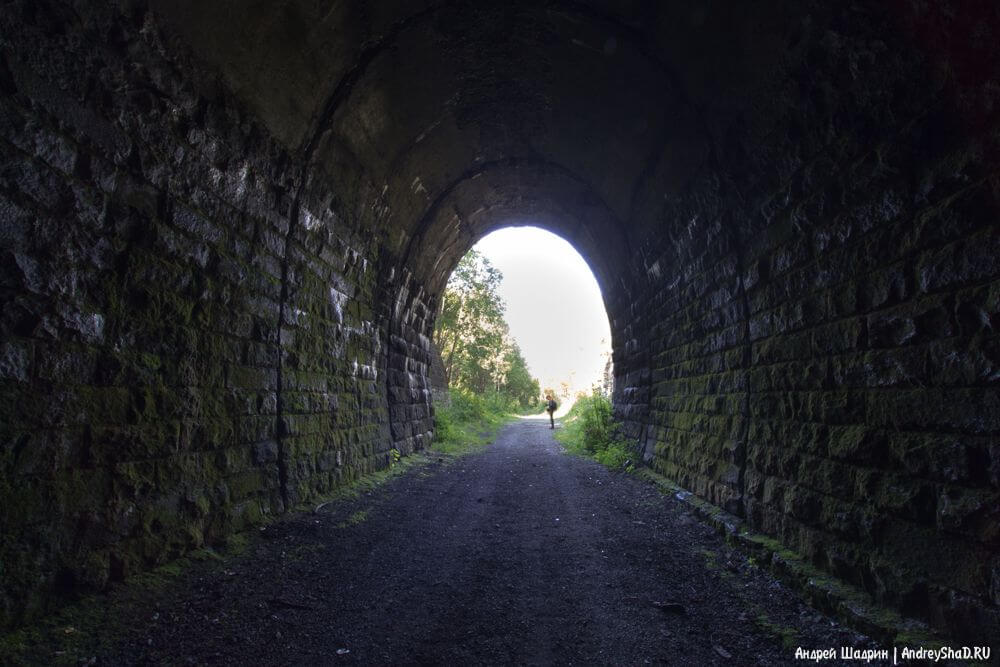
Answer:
xmin=4 ymin=0 xmax=999 ymax=641
xmin=151 ymin=0 xmax=805 ymax=296
xmin=404 ymin=158 xmax=631 ymax=299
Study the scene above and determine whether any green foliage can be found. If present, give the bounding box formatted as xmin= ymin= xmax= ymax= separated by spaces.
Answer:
xmin=555 ymin=390 xmax=633 ymax=471
xmin=524 ymin=399 xmax=550 ymax=416
xmin=501 ymin=342 xmax=541 ymax=408
xmin=753 ymin=613 xmax=801 ymax=650
xmin=593 ymin=442 xmax=632 ymax=469
xmin=435 ymin=250 xmax=541 ymax=407
xmin=338 ymin=509 xmax=370 ymax=528
xmin=431 ymin=388 xmax=514 ymax=455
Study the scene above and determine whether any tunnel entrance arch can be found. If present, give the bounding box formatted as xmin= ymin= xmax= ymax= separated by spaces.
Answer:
xmin=382 ymin=203 xmax=647 ymax=464
xmin=1 ymin=0 xmax=997 ymax=643
xmin=428 ymin=225 xmax=614 ymax=410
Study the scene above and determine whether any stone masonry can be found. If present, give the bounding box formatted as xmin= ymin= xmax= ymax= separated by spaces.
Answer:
xmin=0 ymin=0 xmax=997 ymax=644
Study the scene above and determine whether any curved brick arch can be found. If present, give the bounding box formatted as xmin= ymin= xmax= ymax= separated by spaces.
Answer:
xmin=0 ymin=0 xmax=997 ymax=643
xmin=383 ymin=159 xmax=631 ymax=462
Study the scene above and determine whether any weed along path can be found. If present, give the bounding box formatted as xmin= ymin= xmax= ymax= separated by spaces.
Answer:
xmin=12 ymin=418 xmax=877 ymax=665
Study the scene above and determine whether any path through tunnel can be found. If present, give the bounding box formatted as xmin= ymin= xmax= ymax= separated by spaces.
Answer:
xmin=0 ymin=0 xmax=998 ymax=644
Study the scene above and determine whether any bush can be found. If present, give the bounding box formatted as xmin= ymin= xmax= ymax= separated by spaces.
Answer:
xmin=594 ymin=442 xmax=631 ymax=468
xmin=518 ymin=399 xmax=548 ymax=416
xmin=433 ymin=403 xmax=459 ymax=444
xmin=431 ymin=388 xmax=513 ymax=455
xmin=578 ymin=392 xmax=616 ymax=454
xmin=555 ymin=391 xmax=633 ymax=471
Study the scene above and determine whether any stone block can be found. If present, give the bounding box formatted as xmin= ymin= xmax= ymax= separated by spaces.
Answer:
xmin=927 ymin=338 xmax=999 ymax=386
xmin=936 ymin=486 xmax=1000 ymax=543
xmin=878 ymin=519 xmax=989 ymax=599
xmin=829 ymin=280 xmax=860 ymax=317
xmin=796 ymin=456 xmax=854 ymax=499
xmin=821 ymin=542 xmax=864 ymax=586
xmin=868 ymin=388 xmax=1000 ymax=433
xmin=237 ymin=415 xmax=276 ymax=443
xmin=37 ymin=344 xmax=98 ymax=384
xmin=0 ymin=340 xmax=31 ymax=381
xmin=832 ymin=347 xmax=927 ymax=388
xmin=227 ymin=365 xmax=278 ymax=392
xmin=253 ymin=440 xmax=278 ymax=465
xmin=825 ymin=502 xmax=874 ymax=542
xmin=226 ymin=470 xmax=266 ymax=503
xmin=916 ymin=227 xmax=999 ymax=294
xmin=954 ymin=281 xmax=1000 ymax=336
xmin=751 ymin=331 xmax=811 ymax=364
xmin=812 ymin=390 xmax=866 ymax=424
xmin=866 ymin=309 xmax=917 ymax=348
xmin=853 ymin=468 xmax=878 ymax=501
xmin=748 ymin=310 xmax=775 ymax=341
xmin=859 ymin=262 xmax=909 ymax=311
xmin=926 ymin=586 xmax=1000 ymax=645
xmin=762 ymin=476 xmax=786 ymax=505
xmin=873 ymin=474 xmax=937 ymax=524
xmin=811 ymin=319 xmax=863 ymax=356
xmin=771 ymin=238 xmax=811 ymax=278
xmin=171 ymin=203 xmax=223 ymax=244
xmin=888 ymin=432 xmax=988 ymax=485
xmin=282 ymin=391 xmax=311 ymax=414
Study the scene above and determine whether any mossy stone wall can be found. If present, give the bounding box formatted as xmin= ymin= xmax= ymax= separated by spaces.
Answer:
xmin=0 ymin=1 xmax=418 ymax=627
xmin=0 ymin=0 xmax=997 ymax=646
xmin=613 ymin=3 xmax=1000 ymax=642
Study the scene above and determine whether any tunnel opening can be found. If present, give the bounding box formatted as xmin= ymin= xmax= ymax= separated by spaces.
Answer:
xmin=384 ymin=212 xmax=626 ymax=466
xmin=429 ymin=225 xmax=613 ymax=410
xmin=0 ymin=0 xmax=997 ymax=646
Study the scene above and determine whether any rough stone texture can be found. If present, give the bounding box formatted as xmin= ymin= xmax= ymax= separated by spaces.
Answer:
xmin=0 ymin=0 xmax=390 ymax=625
xmin=428 ymin=342 xmax=450 ymax=407
xmin=0 ymin=0 xmax=997 ymax=643
xmin=625 ymin=3 xmax=1000 ymax=642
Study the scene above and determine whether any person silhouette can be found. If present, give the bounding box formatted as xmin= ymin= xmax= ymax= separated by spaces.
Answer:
xmin=545 ymin=394 xmax=557 ymax=429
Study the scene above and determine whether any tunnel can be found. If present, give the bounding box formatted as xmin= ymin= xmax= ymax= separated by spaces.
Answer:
xmin=0 ymin=0 xmax=998 ymax=643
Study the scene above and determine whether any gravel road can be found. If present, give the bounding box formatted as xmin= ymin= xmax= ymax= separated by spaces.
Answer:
xmin=32 ymin=417 xmax=878 ymax=665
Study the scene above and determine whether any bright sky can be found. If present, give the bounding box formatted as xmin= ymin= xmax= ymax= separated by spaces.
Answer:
xmin=472 ymin=226 xmax=612 ymax=399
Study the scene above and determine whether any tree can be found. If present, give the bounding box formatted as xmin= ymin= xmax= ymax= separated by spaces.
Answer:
xmin=436 ymin=250 xmax=507 ymax=393
xmin=434 ymin=250 xmax=542 ymax=406
xmin=503 ymin=343 xmax=541 ymax=407
xmin=600 ymin=344 xmax=614 ymax=398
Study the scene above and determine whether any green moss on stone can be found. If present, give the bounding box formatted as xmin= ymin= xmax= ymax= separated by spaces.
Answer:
xmin=753 ymin=613 xmax=800 ymax=650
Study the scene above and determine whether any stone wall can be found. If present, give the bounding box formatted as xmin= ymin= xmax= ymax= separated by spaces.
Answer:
xmin=385 ymin=272 xmax=435 ymax=457
xmin=0 ymin=0 xmax=997 ymax=645
xmin=0 ymin=1 xmax=409 ymax=626
xmin=621 ymin=3 xmax=1000 ymax=641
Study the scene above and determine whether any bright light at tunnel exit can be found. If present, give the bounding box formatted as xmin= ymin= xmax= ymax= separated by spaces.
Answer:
xmin=471 ymin=226 xmax=612 ymax=403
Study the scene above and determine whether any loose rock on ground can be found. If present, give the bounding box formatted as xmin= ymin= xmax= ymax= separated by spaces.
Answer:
xmin=25 ymin=418 xmax=880 ymax=665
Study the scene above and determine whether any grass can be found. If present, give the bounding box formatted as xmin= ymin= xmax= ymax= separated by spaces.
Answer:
xmin=307 ymin=450 xmax=431 ymax=510
xmin=430 ymin=388 xmax=521 ymax=456
xmin=338 ymin=509 xmax=370 ymax=528
xmin=554 ymin=391 xmax=634 ymax=471
xmin=753 ymin=612 xmax=801 ymax=650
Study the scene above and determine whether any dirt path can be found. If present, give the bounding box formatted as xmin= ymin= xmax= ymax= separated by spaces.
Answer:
xmin=37 ymin=418 xmax=878 ymax=665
